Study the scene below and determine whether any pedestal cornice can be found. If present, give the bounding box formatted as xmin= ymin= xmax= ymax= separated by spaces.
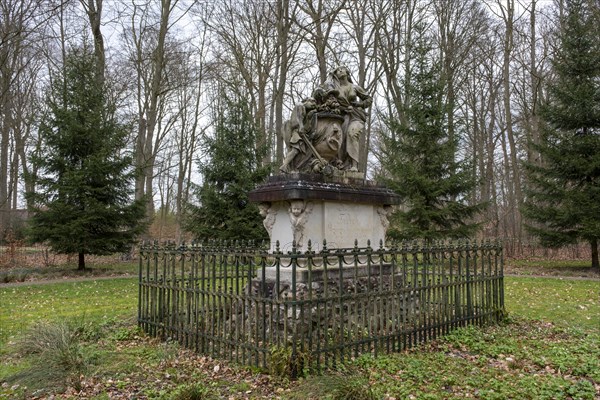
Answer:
xmin=249 ymin=173 xmax=401 ymax=205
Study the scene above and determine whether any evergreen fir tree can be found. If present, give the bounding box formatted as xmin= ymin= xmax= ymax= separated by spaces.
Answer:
xmin=378 ymin=23 xmax=483 ymax=241
xmin=522 ymin=0 xmax=600 ymax=270
xmin=185 ymin=92 xmax=270 ymax=241
xmin=27 ymin=44 xmax=146 ymax=270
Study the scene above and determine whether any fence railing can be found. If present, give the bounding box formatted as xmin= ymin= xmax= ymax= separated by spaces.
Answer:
xmin=138 ymin=240 xmax=504 ymax=374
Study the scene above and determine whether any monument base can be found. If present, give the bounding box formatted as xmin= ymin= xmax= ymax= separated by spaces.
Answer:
xmin=260 ymin=262 xmax=394 ymax=284
xmin=249 ymin=173 xmax=401 ymax=253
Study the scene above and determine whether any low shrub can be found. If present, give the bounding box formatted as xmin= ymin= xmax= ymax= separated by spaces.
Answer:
xmin=10 ymin=321 xmax=93 ymax=392
xmin=268 ymin=345 xmax=311 ymax=379
xmin=0 ymin=269 xmax=29 ymax=283
xmin=168 ymin=383 xmax=216 ymax=400
xmin=287 ymin=374 xmax=376 ymax=400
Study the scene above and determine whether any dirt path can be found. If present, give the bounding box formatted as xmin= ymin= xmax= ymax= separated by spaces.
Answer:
xmin=503 ymin=273 xmax=599 ymax=281
xmin=0 ymin=274 xmax=136 ymax=288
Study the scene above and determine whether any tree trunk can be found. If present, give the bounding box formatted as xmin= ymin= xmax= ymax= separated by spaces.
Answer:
xmin=591 ymin=238 xmax=599 ymax=271
xmin=486 ymin=93 xmax=500 ymax=237
xmin=274 ymin=0 xmax=291 ymax=165
xmin=500 ymin=0 xmax=523 ymax=243
xmin=78 ymin=252 xmax=86 ymax=270
xmin=298 ymin=0 xmax=346 ymax=84
xmin=81 ymin=0 xmax=105 ymax=83
xmin=0 ymin=83 xmax=13 ymax=235
xmin=257 ymin=81 xmax=269 ymax=164
xmin=314 ymin=20 xmax=327 ymax=83
xmin=345 ymin=0 xmax=375 ymax=174
xmin=132 ymin=0 xmax=172 ymax=224
xmin=528 ymin=0 xmax=541 ymax=165
xmin=135 ymin=117 xmax=147 ymax=202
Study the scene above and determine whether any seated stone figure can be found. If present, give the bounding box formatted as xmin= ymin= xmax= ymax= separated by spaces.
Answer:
xmin=315 ymin=66 xmax=372 ymax=172
xmin=280 ymin=98 xmax=317 ymax=173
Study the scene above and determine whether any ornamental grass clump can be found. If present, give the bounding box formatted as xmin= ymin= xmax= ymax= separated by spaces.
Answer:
xmin=14 ymin=320 xmax=91 ymax=392
xmin=287 ymin=374 xmax=376 ymax=400
xmin=169 ymin=383 xmax=216 ymax=400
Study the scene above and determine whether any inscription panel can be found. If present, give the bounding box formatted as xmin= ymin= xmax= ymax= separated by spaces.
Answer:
xmin=265 ymin=200 xmax=387 ymax=252
xmin=323 ymin=202 xmax=375 ymax=248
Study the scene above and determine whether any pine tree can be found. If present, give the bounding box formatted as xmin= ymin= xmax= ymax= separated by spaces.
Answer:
xmin=378 ymin=23 xmax=483 ymax=241
xmin=185 ymin=92 xmax=270 ymax=241
xmin=27 ymin=44 xmax=146 ymax=270
xmin=522 ymin=0 xmax=600 ymax=270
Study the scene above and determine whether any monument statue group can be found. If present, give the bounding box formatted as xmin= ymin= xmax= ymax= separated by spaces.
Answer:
xmin=280 ymin=65 xmax=372 ymax=175
xmin=250 ymin=66 xmax=399 ymax=253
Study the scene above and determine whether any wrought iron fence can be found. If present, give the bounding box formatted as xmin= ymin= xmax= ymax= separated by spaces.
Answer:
xmin=138 ymin=240 xmax=504 ymax=374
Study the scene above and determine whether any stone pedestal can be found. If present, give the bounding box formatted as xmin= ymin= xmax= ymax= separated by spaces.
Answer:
xmin=246 ymin=174 xmax=410 ymax=348
xmin=249 ymin=173 xmax=401 ymax=253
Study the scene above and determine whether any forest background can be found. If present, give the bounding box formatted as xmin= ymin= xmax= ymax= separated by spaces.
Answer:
xmin=0 ymin=0 xmax=596 ymax=258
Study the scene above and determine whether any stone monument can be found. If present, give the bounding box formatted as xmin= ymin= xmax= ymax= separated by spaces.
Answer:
xmin=246 ymin=66 xmax=403 ymax=340
xmin=249 ymin=65 xmax=401 ymax=254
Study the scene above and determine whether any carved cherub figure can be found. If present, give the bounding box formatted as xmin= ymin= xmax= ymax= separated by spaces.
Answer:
xmin=258 ymin=202 xmax=277 ymax=238
xmin=288 ymin=199 xmax=313 ymax=248
xmin=377 ymin=205 xmax=393 ymax=232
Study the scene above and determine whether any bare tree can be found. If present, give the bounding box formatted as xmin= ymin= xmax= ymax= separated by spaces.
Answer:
xmin=512 ymin=0 xmax=553 ymax=167
xmin=206 ymin=0 xmax=278 ymax=164
xmin=169 ymin=40 xmax=209 ymax=241
xmin=432 ymin=0 xmax=488 ymax=145
xmin=493 ymin=0 xmax=524 ymax=241
xmin=272 ymin=0 xmax=300 ymax=164
xmin=374 ymin=0 xmax=420 ymax=133
xmin=0 ymin=0 xmax=46 ymax=236
xmin=338 ymin=0 xmax=386 ymax=173
xmin=120 ymin=0 xmax=187 ymax=221
xmin=294 ymin=0 xmax=347 ymax=83
xmin=79 ymin=0 xmax=104 ymax=81
xmin=460 ymin=24 xmax=503 ymax=237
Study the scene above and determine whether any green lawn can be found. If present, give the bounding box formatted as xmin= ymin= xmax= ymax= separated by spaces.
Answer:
xmin=3 ymin=275 xmax=595 ymax=350
xmin=506 ymin=258 xmax=598 ymax=278
xmin=0 ymin=278 xmax=137 ymax=355
xmin=0 ymin=274 xmax=598 ymax=399
xmin=504 ymin=276 xmax=599 ymax=330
